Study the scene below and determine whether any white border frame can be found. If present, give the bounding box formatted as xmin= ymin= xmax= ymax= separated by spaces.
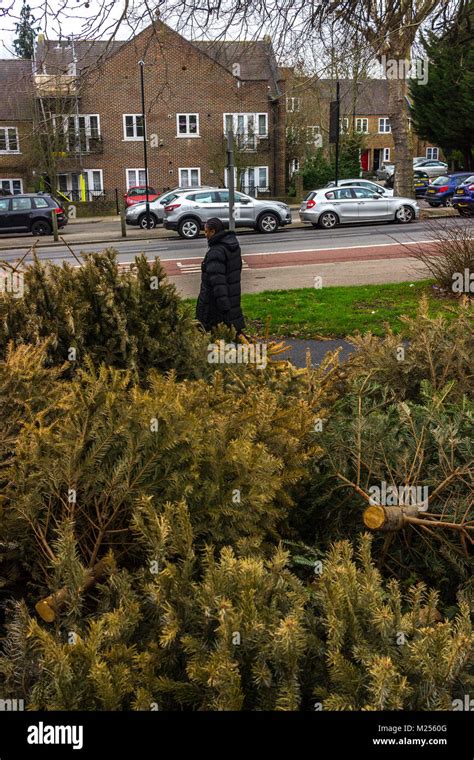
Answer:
xmin=178 ymin=167 xmax=201 ymax=187
xmin=176 ymin=113 xmax=200 ymax=138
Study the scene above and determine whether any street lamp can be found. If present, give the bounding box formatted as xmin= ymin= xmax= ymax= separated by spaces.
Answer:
xmin=139 ymin=60 xmax=151 ymax=229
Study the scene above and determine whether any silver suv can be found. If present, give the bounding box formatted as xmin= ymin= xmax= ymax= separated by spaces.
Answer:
xmin=163 ymin=188 xmax=292 ymax=238
xmin=125 ymin=186 xmax=213 ymax=229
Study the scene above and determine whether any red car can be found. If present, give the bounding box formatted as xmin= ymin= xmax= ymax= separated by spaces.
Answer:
xmin=124 ymin=186 xmax=160 ymax=207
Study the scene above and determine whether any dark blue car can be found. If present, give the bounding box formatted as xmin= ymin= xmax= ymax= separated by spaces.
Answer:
xmin=424 ymin=172 xmax=473 ymax=207
xmin=452 ymin=175 xmax=474 ymax=216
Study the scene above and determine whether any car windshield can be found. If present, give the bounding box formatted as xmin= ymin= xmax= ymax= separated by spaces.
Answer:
xmin=304 ymin=192 xmax=316 ymax=201
xmin=431 ymin=176 xmax=449 ymax=186
xmin=462 ymin=176 xmax=474 ymax=184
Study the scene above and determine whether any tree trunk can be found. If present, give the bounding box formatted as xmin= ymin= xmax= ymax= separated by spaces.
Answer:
xmin=388 ymin=74 xmax=414 ymax=199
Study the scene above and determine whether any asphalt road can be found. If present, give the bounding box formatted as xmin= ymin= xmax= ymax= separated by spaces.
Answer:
xmin=0 ymin=217 xmax=469 ymax=267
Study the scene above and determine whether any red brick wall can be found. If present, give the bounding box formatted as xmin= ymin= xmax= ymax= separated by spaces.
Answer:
xmin=71 ymin=23 xmax=285 ymax=195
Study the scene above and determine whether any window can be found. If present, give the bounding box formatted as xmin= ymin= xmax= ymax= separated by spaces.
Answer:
xmin=306 ymin=126 xmax=321 ymax=144
xmin=223 ymin=113 xmax=268 ymax=149
xmin=239 ymin=166 xmax=269 ymax=194
xmin=191 ymin=191 xmax=215 ymax=203
xmin=64 ymin=115 xmax=100 ymax=153
xmin=123 ymin=114 xmax=144 ymax=140
xmin=355 ymin=118 xmax=368 ymax=133
xmin=34 ymin=197 xmax=50 ymax=208
xmin=1 ymin=178 xmax=22 ymax=194
xmin=127 ymin=169 xmax=148 ymax=189
xmin=378 ymin=118 xmax=391 ymax=133
xmin=178 ymin=168 xmax=201 ymax=187
xmin=286 ymin=97 xmax=301 ymax=112
xmin=383 ymin=148 xmax=391 ymax=162
xmin=11 ymin=197 xmax=32 ymax=210
xmin=426 ymin=147 xmax=439 ymax=160
xmin=340 ymin=117 xmax=349 ymax=133
xmin=289 ymin=158 xmax=300 ymax=177
xmin=334 ymin=188 xmax=355 ymax=200
xmin=176 ymin=113 xmax=199 ymax=137
xmin=0 ymin=199 xmax=9 ymax=211
xmin=352 ymin=187 xmax=375 ymax=199
xmin=0 ymin=127 xmax=19 ymax=153
xmin=84 ymin=169 xmax=104 ymax=197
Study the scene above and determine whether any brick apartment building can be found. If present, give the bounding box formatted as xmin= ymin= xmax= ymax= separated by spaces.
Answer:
xmin=0 ymin=21 xmax=288 ymax=200
xmin=285 ymin=76 xmax=442 ymax=178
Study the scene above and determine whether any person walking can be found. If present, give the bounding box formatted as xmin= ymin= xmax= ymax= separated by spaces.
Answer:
xmin=195 ymin=217 xmax=245 ymax=334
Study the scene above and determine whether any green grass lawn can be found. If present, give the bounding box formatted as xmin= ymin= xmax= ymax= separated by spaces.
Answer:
xmin=185 ymin=280 xmax=462 ymax=338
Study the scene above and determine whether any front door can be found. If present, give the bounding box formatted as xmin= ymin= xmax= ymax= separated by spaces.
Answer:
xmin=373 ymin=149 xmax=383 ymax=171
xmin=330 ymin=187 xmax=360 ymax=222
xmin=8 ymin=196 xmax=32 ymax=230
xmin=352 ymin=186 xmax=390 ymax=221
xmin=360 ymin=149 xmax=370 ymax=172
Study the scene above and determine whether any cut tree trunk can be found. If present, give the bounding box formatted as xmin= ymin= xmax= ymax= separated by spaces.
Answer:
xmin=35 ymin=556 xmax=114 ymax=623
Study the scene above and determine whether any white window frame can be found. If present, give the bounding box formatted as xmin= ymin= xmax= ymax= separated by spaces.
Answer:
xmin=223 ymin=113 xmax=268 ymax=138
xmin=426 ymin=147 xmax=439 ymax=160
xmin=355 ymin=118 xmax=369 ymax=133
xmin=383 ymin=148 xmax=391 ymax=162
xmin=123 ymin=114 xmax=144 ymax=141
xmin=83 ymin=169 xmax=104 ymax=197
xmin=178 ymin=167 xmax=201 ymax=187
xmin=0 ymin=127 xmax=20 ymax=154
xmin=126 ymin=168 xmax=149 ymax=190
xmin=340 ymin=117 xmax=349 ymax=133
xmin=289 ymin=158 xmax=299 ymax=177
xmin=306 ymin=125 xmax=321 ymax=144
xmin=176 ymin=113 xmax=200 ymax=137
xmin=63 ymin=114 xmax=100 ymax=153
xmin=0 ymin=177 xmax=23 ymax=194
xmin=378 ymin=117 xmax=391 ymax=133
xmin=239 ymin=166 xmax=269 ymax=196
xmin=286 ymin=97 xmax=301 ymax=113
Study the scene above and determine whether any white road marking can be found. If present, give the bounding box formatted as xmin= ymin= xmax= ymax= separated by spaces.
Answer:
xmin=113 ymin=238 xmax=440 ymax=267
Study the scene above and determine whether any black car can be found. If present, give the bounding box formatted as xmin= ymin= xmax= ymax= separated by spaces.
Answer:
xmin=0 ymin=193 xmax=67 ymax=236
xmin=385 ymin=170 xmax=430 ymax=197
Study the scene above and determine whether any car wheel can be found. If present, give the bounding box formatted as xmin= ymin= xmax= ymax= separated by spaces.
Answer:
xmin=138 ymin=214 xmax=157 ymax=229
xmin=178 ymin=218 xmax=200 ymax=239
xmin=395 ymin=205 xmax=414 ymax=224
xmin=318 ymin=211 xmax=338 ymax=229
xmin=444 ymin=197 xmax=453 ymax=207
xmin=257 ymin=212 xmax=279 ymax=233
xmin=31 ymin=219 xmax=52 ymax=236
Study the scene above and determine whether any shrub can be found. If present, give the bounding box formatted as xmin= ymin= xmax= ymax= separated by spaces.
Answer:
xmin=407 ymin=221 xmax=474 ymax=295
xmin=0 ymin=250 xmax=209 ymax=381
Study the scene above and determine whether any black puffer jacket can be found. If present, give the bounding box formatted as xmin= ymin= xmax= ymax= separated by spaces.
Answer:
xmin=196 ymin=230 xmax=245 ymax=332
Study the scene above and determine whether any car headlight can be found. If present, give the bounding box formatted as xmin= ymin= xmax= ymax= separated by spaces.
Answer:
xmin=275 ymin=202 xmax=290 ymax=211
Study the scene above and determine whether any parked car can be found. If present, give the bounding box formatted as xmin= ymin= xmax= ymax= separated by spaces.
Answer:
xmin=424 ymin=172 xmax=473 ymax=207
xmin=385 ymin=170 xmax=431 ymax=197
xmin=0 ymin=193 xmax=67 ymax=236
xmin=123 ymin=186 xmax=160 ymax=207
xmin=163 ymin=188 xmax=292 ymax=238
xmin=376 ymin=163 xmax=395 ymax=181
xmin=452 ymin=175 xmax=474 ymax=216
xmin=299 ymin=185 xmax=419 ymax=228
xmin=125 ymin=186 xmax=213 ymax=228
xmin=325 ymin=179 xmax=394 ymax=197
xmin=413 ymin=156 xmax=428 ymax=166
xmin=412 ymin=159 xmax=448 ymax=178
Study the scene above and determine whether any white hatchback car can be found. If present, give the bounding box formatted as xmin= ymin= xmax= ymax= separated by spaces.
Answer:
xmin=299 ymin=185 xmax=419 ymax=228
xmin=325 ymin=179 xmax=394 ymax=197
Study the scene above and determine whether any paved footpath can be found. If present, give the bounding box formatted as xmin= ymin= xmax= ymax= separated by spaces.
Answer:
xmin=277 ymin=338 xmax=356 ymax=368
